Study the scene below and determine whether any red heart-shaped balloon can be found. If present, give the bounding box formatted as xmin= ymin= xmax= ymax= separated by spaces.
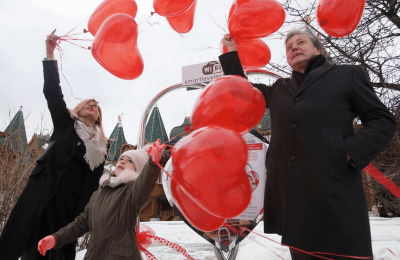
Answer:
xmin=171 ymin=179 xmax=225 ymax=232
xmin=228 ymin=0 xmax=285 ymax=40
xmin=205 ymin=170 xmax=251 ymax=218
xmin=317 ymin=0 xmax=365 ymax=37
xmin=221 ymin=38 xmax=271 ymax=69
xmin=154 ymin=0 xmax=196 ymax=17
xmin=191 ymin=75 xmax=266 ymax=135
xmin=172 ymin=126 xmax=250 ymax=218
xmin=88 ymin=0 xmax=138 ymax=36
xmin=166 ymin=0 xmax=197 ymax=34
xmin=91 ymin=13 xmax=144 ymax=80
xmin=251 ymin=87 xmax=267 ymax=129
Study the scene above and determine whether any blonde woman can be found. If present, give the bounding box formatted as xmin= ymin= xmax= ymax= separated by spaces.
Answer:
xmin=0 ymin=30 xmax=109 ymax=260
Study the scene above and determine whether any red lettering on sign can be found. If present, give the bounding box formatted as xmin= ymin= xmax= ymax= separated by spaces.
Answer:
xmin=247 ymin=143 xmax=262 ymax=150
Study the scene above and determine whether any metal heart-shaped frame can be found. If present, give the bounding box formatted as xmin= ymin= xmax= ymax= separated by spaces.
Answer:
xmin=162 ymin=130 xmax=268 ymax=253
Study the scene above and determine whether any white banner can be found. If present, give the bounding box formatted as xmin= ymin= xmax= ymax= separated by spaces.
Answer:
xmin=182 ymin=61 xmax=224 ymax=86
xmin=233 ymin=133 xmax=267 ymax=221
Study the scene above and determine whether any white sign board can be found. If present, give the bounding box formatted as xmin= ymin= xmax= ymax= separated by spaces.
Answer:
xmin=233 ymin=133 xmax=267 ymax=221
xmin=182 ymin=60 xmax=224 ymax=86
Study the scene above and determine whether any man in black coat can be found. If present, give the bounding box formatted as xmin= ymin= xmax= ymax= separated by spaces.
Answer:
xmin=220 ymin=29 xmax=397 ymax=259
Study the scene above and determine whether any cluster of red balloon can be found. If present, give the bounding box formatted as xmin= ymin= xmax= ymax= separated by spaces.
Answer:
xmin=221 ymin=38 xmax=272 ymax=70
xmin=316 ymin=0 xmax=366 ymax=38
xmin=88 ymin=0 xmax=143 ymax=80
xmin=221 ymin=0 xmax=286 ymax=69
xmin=171 ymin=75 xmax=266 ymax=232
xmin=154 ymin=0 xmax=197 ymax=34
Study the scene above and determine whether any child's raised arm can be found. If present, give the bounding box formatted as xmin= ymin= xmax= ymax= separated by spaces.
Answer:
xmin=132 ymin=140 xmax=166 ymax=211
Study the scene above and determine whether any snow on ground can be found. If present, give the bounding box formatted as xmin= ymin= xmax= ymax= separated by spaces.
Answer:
xmin=76 ymin=218 xmax=400 ymax=260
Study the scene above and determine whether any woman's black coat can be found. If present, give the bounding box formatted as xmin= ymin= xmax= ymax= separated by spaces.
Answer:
xmin=219 ymin=52 xmax=397 ymax=257
xmin=0 ymin=61 xmax=108 ymax=260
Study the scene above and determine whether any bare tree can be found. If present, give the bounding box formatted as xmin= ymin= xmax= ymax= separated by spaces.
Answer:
xmin=268 ymin=0 xmax=400 ymax=91
xmin=0 ymin=115 xmax=50 ymax=232
xmin=366 ymin=111 xmax=400 ymax=216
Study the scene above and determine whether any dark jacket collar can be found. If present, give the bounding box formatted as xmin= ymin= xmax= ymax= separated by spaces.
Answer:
xmin=298 ymin=61 xmax=335 ymax=95
xmin=291 ymin=55 xmax=326 ymax=87
xmin=287 ymin=57 xmax=335 ymax=94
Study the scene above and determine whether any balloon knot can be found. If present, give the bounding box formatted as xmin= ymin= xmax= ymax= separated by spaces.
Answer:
xmin=184 ymin=125 xmax=192 ymax=134
xmin=83 ymin=29 xmax=88 ymax=33
xmin=88 ymin=46 xmax=91 ymax=50
xmin=151 ymin=11 xmax=156 ymax=16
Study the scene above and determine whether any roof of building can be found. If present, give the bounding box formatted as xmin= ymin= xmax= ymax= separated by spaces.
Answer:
xmin=28 ymin=134 xmax=51 ymax=148
xmin=0 ymin=107 xmax=28 ymax=154
xmin=107 ymin=116 xmax=127 ymax=161
xmin=169 ymin=117 xmax=191 ymax=144
xmin=253 ymin=109 xmax=271 ymax=131
xmin=145 ymin=105 xmax=169 ymax=144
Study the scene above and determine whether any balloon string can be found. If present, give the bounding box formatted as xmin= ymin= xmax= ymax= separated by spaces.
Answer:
xmin=52 ymin=41 xmax=82 ymax=101
xmin=138 ymin=245 xmax=157 ymax=260
xmin=379 ymin=248 xmax=396 ymax=256
xmin=137 ymin=227 xmax=195 ymax=260
xmin=139 ymin=19 xmax=161 ymax=34
xmin=59 ymin=38 xmax=91 ymax=50
xmin=153 ymin=159 xmax=173 ymax=180
xmin=138 ymin=13 xmax=161 ymax=34
xmin=150 ymin=235 xmax=195 ymax=260
xmin=152 ymin=128 xmax=193 ymax=179
xmin=208 ymin=14 xmax=228 ymax=33
xmin=64 ymin=32 xmax=87 ymax=37
xmin=137 ymin=234 xmax=195 ymax=260
xmin=61 ymin=25 xmax=79 ymax=38
xmin=229 ymin=224 xmax=375 ymax=260
xmin=61 ymin=36 xmax=92 ymax=42
xmin=222 ymin=222 xmax=285 ymax=259
xmin=164 ymin=127 xmax=191 ymax=144
xmin=364 ymin=163 xmax=400 ymax=199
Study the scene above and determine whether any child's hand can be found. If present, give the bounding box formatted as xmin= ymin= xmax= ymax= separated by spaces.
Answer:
xmin=38 ymin=235 xmax=56 ymax=256
xmin=148 ymin=139 xmax=166 ymax=163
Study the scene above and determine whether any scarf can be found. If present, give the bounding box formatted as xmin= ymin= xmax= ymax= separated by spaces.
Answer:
xmin=292 ymin=54 xmax=326 ymax=87
xmin=99 ymin=169 xmax=139 ymax=188
xmin=69 ymin=109 xmax=107 ymax=171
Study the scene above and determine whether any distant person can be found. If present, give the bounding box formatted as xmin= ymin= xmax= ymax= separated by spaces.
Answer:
xmin=37 ymin=141 xmax=165 ymax=259
xmin=371 ymin=205 xmax=380 ymax=217
xmin=0 ymin=30 xmax=109 ymax=260
xmin=220 ymin=28 xmax=397 ymax=259
xmin=378 ymin=202 xmax=393 ymax=218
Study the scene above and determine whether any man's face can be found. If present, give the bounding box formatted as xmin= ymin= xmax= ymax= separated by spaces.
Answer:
xmin=286 ymin=34 xmax=321 ymax=71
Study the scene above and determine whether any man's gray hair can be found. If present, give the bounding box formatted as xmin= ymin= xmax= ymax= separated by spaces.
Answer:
xmin=285 ymin=28 xmax=323 ymax=52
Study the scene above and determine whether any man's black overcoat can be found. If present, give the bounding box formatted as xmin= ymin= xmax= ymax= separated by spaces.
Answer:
xmin=219 ymin=52 xmax=397 ymax=257
xmin=0 ymin=61 xmax=107 ymax=260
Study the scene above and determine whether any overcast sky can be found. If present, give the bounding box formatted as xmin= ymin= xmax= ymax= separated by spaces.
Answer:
xmin=0 ymin=0 xmax=295 ymax=144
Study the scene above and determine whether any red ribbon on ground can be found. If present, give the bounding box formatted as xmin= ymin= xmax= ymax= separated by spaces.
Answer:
xmin=137 ymin=232 xmax=195 ymax=260
xmin=364 ymin=163 xmax=400 ymax=199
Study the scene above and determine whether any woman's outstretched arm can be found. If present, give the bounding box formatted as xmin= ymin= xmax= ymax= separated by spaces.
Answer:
xmin=42 ymin=29 xmax=71 ymax=128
